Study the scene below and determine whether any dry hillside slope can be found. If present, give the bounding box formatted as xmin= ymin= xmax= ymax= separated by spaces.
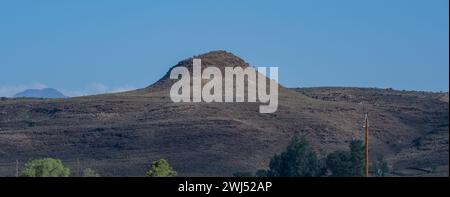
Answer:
xmin=0 ymin=51 xmax=448 ymax=176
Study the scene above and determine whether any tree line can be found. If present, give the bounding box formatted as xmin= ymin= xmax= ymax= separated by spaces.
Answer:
xmin=234 ymin=136 xmax=389 ymax=177
xmin=19 ymin=158 xmax=177 ymax=177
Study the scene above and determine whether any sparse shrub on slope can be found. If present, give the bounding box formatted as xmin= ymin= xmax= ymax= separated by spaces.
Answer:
xmin=83 ymin=168 xmax=101 ymax=177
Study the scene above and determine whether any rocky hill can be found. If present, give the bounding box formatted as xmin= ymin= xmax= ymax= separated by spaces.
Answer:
xmin=0 ymin=51 xmax=448 ymax=176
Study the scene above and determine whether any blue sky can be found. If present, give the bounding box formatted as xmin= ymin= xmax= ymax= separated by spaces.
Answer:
xmin=0 ymin=0 xmax=448 ymax=96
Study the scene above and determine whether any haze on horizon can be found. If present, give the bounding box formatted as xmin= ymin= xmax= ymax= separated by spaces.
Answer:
xmin=0 ymin=0 xmax=448 ymax=97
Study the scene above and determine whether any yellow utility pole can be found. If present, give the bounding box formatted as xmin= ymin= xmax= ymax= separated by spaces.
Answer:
xmin=363 ymin=114 xmax=369 ymax=177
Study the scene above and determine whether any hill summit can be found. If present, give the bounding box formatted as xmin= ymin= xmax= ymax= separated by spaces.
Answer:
xmin=151 ymin=50 xmax=252 ymax=89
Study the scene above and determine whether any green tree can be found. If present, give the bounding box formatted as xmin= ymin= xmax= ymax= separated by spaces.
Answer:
xmin=349 ymin=140 xmax=365 ymax=177
xmin=325 ymin=140 xmax=366 ymax=177
xmin=21 ymin=158 xmax=70 ymax=177
xmin=255 ymin=169 xmax=268 ymax=177
xmin=268 ymin=136 xmax=320 ymax=177
xmin=83 ymin=168 xmax=100 ymax=177
xmin=326 ymin=151 xmax=353 ymax=176
xmin=145 ymin=159 xmax=177 ymax=177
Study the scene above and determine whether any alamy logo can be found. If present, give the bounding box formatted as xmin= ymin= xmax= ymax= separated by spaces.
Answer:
xmin=169 ymin=59 xmax=278 ymax=113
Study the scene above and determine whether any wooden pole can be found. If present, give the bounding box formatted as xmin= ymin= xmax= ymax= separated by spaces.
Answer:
xmin=364 ymin=114 xmax=369 ymax=177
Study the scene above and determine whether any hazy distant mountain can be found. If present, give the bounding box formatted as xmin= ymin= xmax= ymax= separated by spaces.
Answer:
xmin=14 ymin=88 xmax=66 ymax=98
